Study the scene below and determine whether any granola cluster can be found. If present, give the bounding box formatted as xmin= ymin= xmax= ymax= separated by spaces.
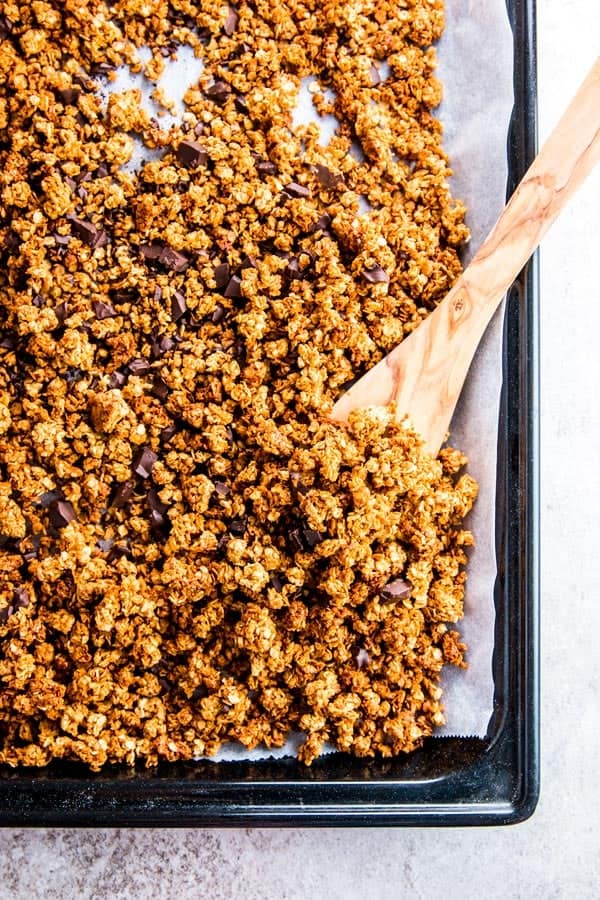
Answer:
xmin=0 ymin=0 xmax=476 ymax=769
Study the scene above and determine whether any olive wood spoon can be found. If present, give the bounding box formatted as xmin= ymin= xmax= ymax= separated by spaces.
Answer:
xmin=331 ymin=57 xmax=600 ymax=456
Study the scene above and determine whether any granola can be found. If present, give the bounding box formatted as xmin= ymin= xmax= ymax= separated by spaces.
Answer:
xmin=0 ymin=0 xmax=476 ymax=770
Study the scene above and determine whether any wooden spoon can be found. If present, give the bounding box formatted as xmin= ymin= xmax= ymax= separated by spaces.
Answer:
xmin=331 ymin=58 xmax=600 ymax=456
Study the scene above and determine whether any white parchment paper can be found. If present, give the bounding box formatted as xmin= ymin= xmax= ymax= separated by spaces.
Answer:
xmin=434 ymin=0 xmax=515 ymax=736
xmin=103 ymin=0 xmax=515 ymax=754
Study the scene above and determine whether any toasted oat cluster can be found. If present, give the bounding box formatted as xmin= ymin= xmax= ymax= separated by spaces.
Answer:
xmin=0 ymin=0 xmax=476 ymax=769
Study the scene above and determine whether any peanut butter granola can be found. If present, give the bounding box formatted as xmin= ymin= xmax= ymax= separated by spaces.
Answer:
xmin=0 ymin=0 xmax=477 ymax=769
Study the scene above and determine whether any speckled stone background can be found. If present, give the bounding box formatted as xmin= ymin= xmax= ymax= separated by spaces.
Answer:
xmin=2 ymin=2 xmax=600 ymax=897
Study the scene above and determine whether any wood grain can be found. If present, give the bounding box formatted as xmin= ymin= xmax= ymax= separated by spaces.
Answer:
xmin=331 ymin=57 xmax=600 ymax=455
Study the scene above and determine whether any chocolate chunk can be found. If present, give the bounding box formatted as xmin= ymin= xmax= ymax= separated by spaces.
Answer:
xmin=286 ymin=257 xmax=301 ymax=280
xmin=369 ymin=64 xmax=381 ymax=86
xmin=39 ymin=490 xmax=63 ymax=508
xmin=21 ymin=534 xmax=41 ymax=561
xmin=0 ymin=332 xmax=17 ymax=350
xmin=314 ymin=164 xmax=343 ymax=190
xmin=194 ymin=122 xmax=204 ymax=137
xmin=132 ymin=446 xmax=158 ymax=479
xmin=302 ymin=527 xmax=323 ymax=548
xmin=154 ymin=285 xmax=163 ymax=302
xmin=96 ymin=538 xmax=114 ymax=553
xmin=160 ymin=424 xmax=177 ymax=443
xmin=289 ymin=528 xmax=304 ymax=552
xmin=234 ymin=95 xmax=248 ymax=115
xmin=53 ymin=234 xmax=71 ymax=248
xmin=54 ymin=301 xmax=70 ymax=324
xmin=65 ymin=367 xmax=84 ymax=383
xmin=171 ymin=291 xmax=187 ymax=321
xmin=362 ymin=265 xmax=389 ymax=284
xmin=57 ymin=86 xmax=80 ymax=105
xmin=240 ymin=255 xmax=257 ymax=270
xmin=355 ymin=647 xmax=370 ymax=669
xmin=90 ymin=61 xmax=114 ymax=77
xmin=224 ymin=274 xmax=243 ymax=298
xmin=206 ymin=81 xmax=231 ymax=104
xmin=0 ymin=604 xmax=13 ymax=625
xmin=111 ymin=288 xmax=138 ymax=304
xmin=224 ymin=6 xmax=239 ymax=35
xmin=229 ymin=517 xmax=247 ymax=536
xmin=176 ymin=140 xmax=208 ymax=169
xmin=111 ymin=478 xmax=136 ymax=509
xmin=150 ymin=334 xmax=177 ymax=359
xmin=13 ymin=587 xmax=30 ymax=609
xmin=213 ymin=481 xmax=230 ymax=497
xmin=256 ymin=159 xmax=277 ymax=178
xmin=159 ymin=246 xmax=188 ymax=273
xmin=311 ymin=212 xmax=333 ymax=233
xmin=107 ymin=543 xmax=131 ymax=563
xmin=140 ymin=243 xmax=163 ymax=262
xmin=48 ymin=499 xmax=76 ymax=529
xmin=211 ymin=302 xmax=226 ymax=324
xmin=0 ymin=16 xmax=13 ymax=40
xmin=214 ymin=262 xmax=230 ymax=289
xmin=67 ymin=215 xmax=105 ymax=248
xmin=151 ymin=376 xmax=169 ymax=400
xmin=147 ymin=487 xmax=168 ymax=532
xmin=270 ymin=574 xmax=284 ymax=592
xmin=283 ymin=182 xmax=311 ymax=199
xmin=380 ymin=577 xmax=411 ymax=600
xmin=128 ymin=358 xmax=151 ymax=375
xmin=108 ymin=370 xmax=127 ymax=389
xmin=92 ymin=299 xmax=117 ymax=319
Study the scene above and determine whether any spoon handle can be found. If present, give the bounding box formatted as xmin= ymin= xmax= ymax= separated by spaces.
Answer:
xmin=459 ymin=55 xmax=600 ymax=316
xmin=331 ymin=57 xmax=600 ymax=455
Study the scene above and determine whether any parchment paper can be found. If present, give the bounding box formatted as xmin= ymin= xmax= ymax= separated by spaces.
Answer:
xmin=102 ymin=0 xmax=515 ymax=754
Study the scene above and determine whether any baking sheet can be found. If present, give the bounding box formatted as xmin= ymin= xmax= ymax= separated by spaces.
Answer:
xmin=101 ymin=0 xmax=515 ymax=753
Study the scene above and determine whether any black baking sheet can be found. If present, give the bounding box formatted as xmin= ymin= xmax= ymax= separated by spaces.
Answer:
xmin=0 ymin=0 xmax=539 ymax=827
